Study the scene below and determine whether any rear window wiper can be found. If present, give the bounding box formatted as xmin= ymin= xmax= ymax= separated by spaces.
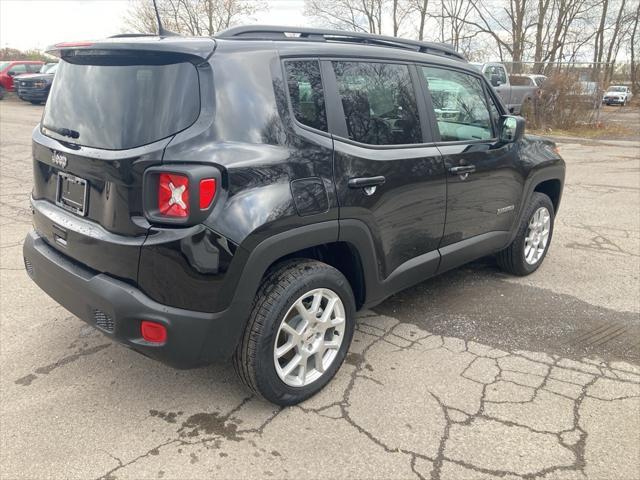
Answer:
xmin=43 ymin=124 xmax=80 ymax=139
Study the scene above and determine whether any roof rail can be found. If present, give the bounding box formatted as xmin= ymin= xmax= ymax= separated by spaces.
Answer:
xmin=215 ymin=25 xmax=466 ymax=61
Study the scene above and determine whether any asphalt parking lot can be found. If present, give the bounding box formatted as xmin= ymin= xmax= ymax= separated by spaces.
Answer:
xmin=1 ymin=98 xmax=639 ymax=480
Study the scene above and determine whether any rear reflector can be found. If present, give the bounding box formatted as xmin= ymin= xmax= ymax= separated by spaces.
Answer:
xmin=158 ymin=173 xmax=189 ymax=217
xmin=199 ymin=178 xmax=217 ymax=210
xmin=141 ymin=321 xmax=167 ymax=344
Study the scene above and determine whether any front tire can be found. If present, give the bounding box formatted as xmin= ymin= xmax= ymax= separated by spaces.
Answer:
xmin=497 ymin=192 xmax=555 ymax=276
xmin=233 ymin=259 xmax=356 ymax=405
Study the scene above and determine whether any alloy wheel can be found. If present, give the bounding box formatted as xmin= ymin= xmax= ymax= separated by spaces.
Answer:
xmin=524 ymin=206 xmax=551 ymax=265
xmin=273 ymin=288 xmax=346 ymax=387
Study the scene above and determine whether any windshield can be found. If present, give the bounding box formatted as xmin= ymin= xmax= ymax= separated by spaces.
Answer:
xmin=608 ymin=86 xmax=626 ymax=92
xmin=40 ymin=63 xmax=56 ymax=73
xmin=42 ymin=58 xmax=200 ymax=150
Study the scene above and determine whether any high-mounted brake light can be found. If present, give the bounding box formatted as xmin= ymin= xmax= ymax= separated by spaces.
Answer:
xmin=54 ymin=41 xmax=94 ymax=48
xmin=158 ymin=173 xmax=189 ymax=217
xmin=199 ymin=178 xmax=217 ymax=210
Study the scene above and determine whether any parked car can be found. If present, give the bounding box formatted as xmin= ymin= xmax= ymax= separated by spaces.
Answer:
xmin=16 ymin=63 xmax=58 ymax=104
xmin=470 ymin=62 xmax=540 ymax=114
xmin=602 ymin=85 xmax=633 ymax=106
xmin=0 ymin=60 xmax=44 ymax=94
xmin=510 ymin=74 xmax=547 ymax=88
xmin=23 ymin=28 xmax=565 ymax=405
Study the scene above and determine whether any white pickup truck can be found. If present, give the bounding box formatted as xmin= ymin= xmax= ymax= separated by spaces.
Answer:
xmin=470 ymin=62 xmax=541 ymax=114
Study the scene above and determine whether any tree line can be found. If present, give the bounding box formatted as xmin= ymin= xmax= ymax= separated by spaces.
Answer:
xmin=124 ymin=0 xmax=639 ymax=87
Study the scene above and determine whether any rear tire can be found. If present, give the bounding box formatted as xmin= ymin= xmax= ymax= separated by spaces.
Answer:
xmin=233 ymin=259 xmax=356 ymax=406
xmin=497 ymin=192 xmax=555 ymax=276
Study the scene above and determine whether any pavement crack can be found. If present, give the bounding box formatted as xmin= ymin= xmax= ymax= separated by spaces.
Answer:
xmin=15 ymin=343 xmax=111 ymax=386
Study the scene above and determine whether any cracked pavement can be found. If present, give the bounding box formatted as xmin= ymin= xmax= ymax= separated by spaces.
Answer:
xmin=1 ymin=99 xmax=639 ymax=479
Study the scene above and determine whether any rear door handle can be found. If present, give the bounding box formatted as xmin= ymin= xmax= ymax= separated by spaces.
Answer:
xmin=448 ymin=165 xmax=476 ymax=175
xmin=348 ymin=176 xmax=386 ymax=189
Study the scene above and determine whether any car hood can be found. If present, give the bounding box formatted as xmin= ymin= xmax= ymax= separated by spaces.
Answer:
xmin=16 ymin=73 xmax=54 ymax=82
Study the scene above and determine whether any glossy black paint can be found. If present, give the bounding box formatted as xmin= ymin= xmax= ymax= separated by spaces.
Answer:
xmin=437 ymin=140 xmax=523 ymax=246
xmin=24 ymin=33 xmax=565 ymax=368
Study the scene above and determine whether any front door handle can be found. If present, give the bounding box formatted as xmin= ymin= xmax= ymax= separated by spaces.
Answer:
xmin=348 ymin=176 xmax=386 ymax=189
xmin=448 ymin=165 xmax=476 ymax=175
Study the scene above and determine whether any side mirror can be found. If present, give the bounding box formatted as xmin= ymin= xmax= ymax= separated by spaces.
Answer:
xmin=500 ymin=115 xmax=525 ymax=143
xmin=490 ymin=74 xmax=501 ymax=87
xmin=7 ymin=71 xmax=15 ymax=77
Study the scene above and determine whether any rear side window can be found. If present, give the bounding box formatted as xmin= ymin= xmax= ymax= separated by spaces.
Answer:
xmin=333 ymin=61 xmax=421 ymax=145
xmin=42 ymin=59 xmax=200 ymax=150
xmin=285 ymin=60 xmax=327 ymax=132
xmin=510 ymin=76 xmax=532 ymax=86
xmin=421 ymin=66 xmax=494 ymax=142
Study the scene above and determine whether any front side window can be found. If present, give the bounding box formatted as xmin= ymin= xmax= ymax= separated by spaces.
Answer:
xmin=422 ymin=66 xmax=494 ymax=142
xmin=483 ymin=65 xmax=507 ymax=85
xmin=9 ymin=64 xmax=26 ymax=75
xmin=284 ymin=60 xmax=327 ymax=132
xmin=333 ymin=61 xmax=421 ymax=145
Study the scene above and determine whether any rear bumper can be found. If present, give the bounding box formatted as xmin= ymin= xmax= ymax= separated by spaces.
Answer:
xmin=23 ymin=230 xmax=238 ymax=368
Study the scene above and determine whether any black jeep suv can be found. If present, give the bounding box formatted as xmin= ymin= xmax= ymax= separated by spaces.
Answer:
xmin=23 ymin=27 xmax=564 ymax=405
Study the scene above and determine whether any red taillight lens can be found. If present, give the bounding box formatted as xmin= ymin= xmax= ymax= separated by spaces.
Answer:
xmin=158 ymin=173 xmax=189 ymax=217
xmin=199 ymin=178 xmax=217 ymax=210
xmin=141 ymin=321 xmax=167 ymax=344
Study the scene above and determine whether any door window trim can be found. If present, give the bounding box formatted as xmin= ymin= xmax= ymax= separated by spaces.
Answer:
xmin=280 ymin=58 xmax=332 ymax=139
xmin=416 ymin=62 xmax=503 ymax=146
xmin=321 ymin=57 xmax=437 ymax=150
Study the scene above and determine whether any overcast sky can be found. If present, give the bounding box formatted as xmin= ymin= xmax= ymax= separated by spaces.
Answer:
xmin=0 ymin=0 xmax=306 ymax=51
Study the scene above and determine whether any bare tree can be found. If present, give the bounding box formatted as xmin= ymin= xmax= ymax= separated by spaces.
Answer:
xmin=305 ymin=0 xmax=384 ymax=34
xmin=123 ymin=0 xmax=264 ymax=36
xmin=437 ymin=0 xmax=478 ymax=53
xmin=407 ymin=0 xmax=430 ymax=40
xmin=631 ymin=0 xmax=640 ymax=93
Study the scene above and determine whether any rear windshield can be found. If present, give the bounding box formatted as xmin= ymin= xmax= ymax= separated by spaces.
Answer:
xmin=42 ymin=58 xmax=200 ymax=150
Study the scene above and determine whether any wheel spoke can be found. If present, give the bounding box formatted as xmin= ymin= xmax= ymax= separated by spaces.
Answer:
xmin=314 ymin=348 xmax=326 ymax=373
xmin=280 ymin=322 xmax=299 ymax=339
xmin=324 ymin=339 xmax=341 ymax=350
xmin=297 ymin=358 xmax=307 ymax=383
xmin=281 ymin=354 xmax=302 ymax=377
xmin=294 ymin=300 xmax=314 ymax=326
xmin=319 ymin=297 xmax=338 ymax=325
xmin=310 ymin=292 xmax=323 ymax=317
xmin=275 ymin=340 xmax=296 ymax=358
xmin=331 ymin=315 xmax=345 ymax=327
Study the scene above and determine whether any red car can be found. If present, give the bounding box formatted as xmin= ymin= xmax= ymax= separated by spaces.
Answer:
xmin=0 ymin=61 xmax=44 ymax=95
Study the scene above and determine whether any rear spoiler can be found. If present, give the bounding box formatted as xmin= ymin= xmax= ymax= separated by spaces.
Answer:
xmin=46 ymin=36 xmax=216 ymax=62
